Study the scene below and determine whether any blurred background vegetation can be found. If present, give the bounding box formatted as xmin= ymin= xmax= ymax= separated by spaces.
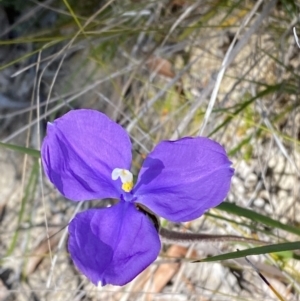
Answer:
xmin=0 ymin=0 xmax=300 ymax=300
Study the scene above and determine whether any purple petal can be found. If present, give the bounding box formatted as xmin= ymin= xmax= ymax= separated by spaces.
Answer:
xmin=134 ymin=137 xmax=234 ymax=222
xmin=68 ymin=202 xmax=161 ymax=286
xmin=41 ymin=109 xmax=132 ymax=201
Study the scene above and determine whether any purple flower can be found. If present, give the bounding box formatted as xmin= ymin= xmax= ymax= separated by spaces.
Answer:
xmin=41 ymin=109 xmax=234 ymax=286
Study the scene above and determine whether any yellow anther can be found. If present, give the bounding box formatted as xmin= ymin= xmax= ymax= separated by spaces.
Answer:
xmin=112 ymin=168 xmax=134 ymax=192
xmin=122 ymin=182 xmax=133 ymax=192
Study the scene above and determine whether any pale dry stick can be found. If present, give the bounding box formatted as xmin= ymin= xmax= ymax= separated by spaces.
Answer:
xmin=140 ymin=97 xmax=191 ymax=143
xmin=44 ymin=52 xmax=67 ymax=113
xmin=156 ymin=40 xmax=189 ymax=59
xmin=226 ymin=258 xmax=286 ymax=281
xmin=2 ymin=65 xmax=134 ymax=143
xmin=159 ymin=1 xmax=200 ymax=50
xmin=219 ymin=35 xmax=271 ymax=99
xmin=212 ymin=269 xmax=226 ymax=298
xmin=96 ymin=92 xmax=150 ymax=153
xmin=46 ymin=201 xmax=83 ymax=288
xmin=0 ymin=88 xmax=85 ymax=119
xmin=11 ymin=0 xmax=116 ymax=80
xmin=118 ymin=49 xmax=167 ymax=125
xmin=198 ymin=0 xmax=276 ymax=136
xmin=145 ymin=2 xmax=193 ymax=82
xmin=244 ymin=256 xmax=286 ymax=301
xmin=171 ymin=244 xmax=195 ymax=294
xmin=280 ymin=18 xmax=299 ymax=67
xmin=121 ymin=10 xmax=152 ymax=17
xmin=170 ymin=76 xmax=215 ymax=140
xmin=9 ymin=11 xmax=128 ymax=79
xmin=136 ymin=7 xmax=170 ymax=83
xmin=144 ymin=57 xmax=173 ymax=106
xmin=265 ymin=254 xmax=300 ymax=299
xmin=67 ymin=278 xmax=88 ymax=301
xmin=118 ymin=279 xmax=137 ymax=301
xmin=293 ymin=27 xmax=300 ymax=48
xmin=246 ymin=161 xmax=269 ymax=208
xmin=72 ymin=291 xmax=86 ymax=301
xmin=258 ymin=126 xmax=286 ymax=241
xmin=258 ymin=100 xmax=300 ymax=175
xmin=254 ymin=98 xmax=298 ymax=237
xmin=113 ymin=53 xmax=200 ymax=146
xmin=217 ymin=45 xmax=269 ymax=109
xmin=35 ymin=50 xmax=55 ymax=283
xmin=105 ymin=49 xmax=143 ymax=123
xmin=139 ymin=266 xmax=158 ymax=301
xmin=39 ymin=0 xmax=117 ymax=114
xmin=126 ymin=58 xmax=198 ymax=133
xmin=114 ymin=5 xmax=157 ymax=123
xmin=0 ymin=287 xmax=163 ymax=299
xmin=10 ymin=43 xmax=84 ymax=78
xmin=222 ymin=2 xmax=278 ymax=88
xmin=117 ymin=6 xmax=166 ymax=124
xmin=261 ymin=250 xmax=300 ymax=296
xmin=169 ymin=45 xmax=233 ymax=139
xmin=243 ymin=89 xmax=275 ymax=209
xmin=13 ymin=42 xmax=41 ymax=283
xmin=252 ymin=108 xmax=278 ymax=219
xmin=168 ymin=49 xmax=260 ymax=140
xmin=131 ymin=5 xmax=156 ymax=57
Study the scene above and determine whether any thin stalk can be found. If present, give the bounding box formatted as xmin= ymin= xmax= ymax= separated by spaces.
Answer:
xmin=159 ymin=227 xmax=268 ymax=245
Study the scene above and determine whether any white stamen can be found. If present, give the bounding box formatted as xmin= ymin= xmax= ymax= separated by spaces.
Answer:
xmin=112 ymin=168 xmax=122 ymax=180
xmin=111 ymin=168 xmax=133 ymax=183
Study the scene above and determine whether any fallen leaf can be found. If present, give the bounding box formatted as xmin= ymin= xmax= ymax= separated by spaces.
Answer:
xmin=147 ymin=56 xmax=175 ymax=78
xmin=129 ymin=244 xmax=197 ymax=298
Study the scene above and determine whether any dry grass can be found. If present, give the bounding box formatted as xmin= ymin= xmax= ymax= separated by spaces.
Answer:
xmin=0 ymin=0 xmax=300 ymax=300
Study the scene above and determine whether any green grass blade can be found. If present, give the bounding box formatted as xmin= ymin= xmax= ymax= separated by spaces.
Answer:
xmin=5 ymin=160 xmax=39 ymax=257
xmin=194 ymin=241 xmax=300 ymax=263
xmin=216 ymin=202 xmax=300 ymax=237
xmin=205 ymin=212 xmax=281 ymax=239
xmin=208 ymin=84 xmax=285 ymax=137
xmin=228 ymin=135 xmax=252 ymax=156
xmin=0 ymin=142 xmax=40 ymax=158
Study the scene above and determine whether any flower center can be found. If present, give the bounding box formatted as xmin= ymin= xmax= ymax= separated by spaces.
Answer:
xmin=111 ymin=168 xmax=133 ymax=192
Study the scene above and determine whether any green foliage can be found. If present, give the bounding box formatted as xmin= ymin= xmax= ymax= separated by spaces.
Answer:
xmin=0 ymin=142 xmax=40 ymax=158
xmin=195 ymin=241 xmax=300 ymax=263
xmin=217 ymin=202 xmax=300 ymax=237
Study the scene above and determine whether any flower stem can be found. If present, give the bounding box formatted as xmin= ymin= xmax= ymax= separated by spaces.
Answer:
xmin=159 ymin=227 xmax=268 ymax=245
